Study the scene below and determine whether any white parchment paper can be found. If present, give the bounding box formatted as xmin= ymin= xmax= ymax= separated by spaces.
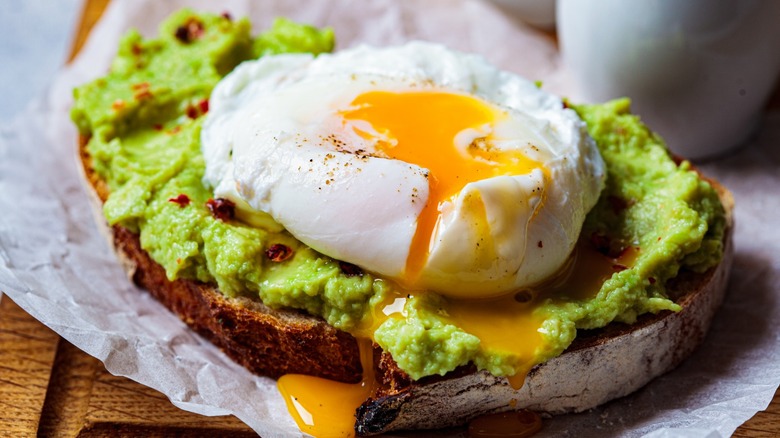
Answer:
xmin=1 ymin=0 xmax=779 ymax=436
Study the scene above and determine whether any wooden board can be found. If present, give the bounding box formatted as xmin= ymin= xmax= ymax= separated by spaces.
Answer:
xmin=0 ymin=0 xmax=778 ymax=436
xmin=0 ymin=297 xmax=256 ymax=437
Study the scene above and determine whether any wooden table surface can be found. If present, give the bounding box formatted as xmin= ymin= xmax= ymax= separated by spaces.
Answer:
xmin=1 ymin=0 xmax=778 ymax=436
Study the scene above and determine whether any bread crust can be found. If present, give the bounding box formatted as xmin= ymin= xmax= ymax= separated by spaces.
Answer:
xmin=79 ymin=138 xmax=363 ymax=383
xmin=79 ymin=136 xmax=734 ymax=434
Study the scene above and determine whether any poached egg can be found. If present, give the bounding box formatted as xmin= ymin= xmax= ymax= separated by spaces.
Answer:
xmin=202 ymin=42 xmax=604 ymax=298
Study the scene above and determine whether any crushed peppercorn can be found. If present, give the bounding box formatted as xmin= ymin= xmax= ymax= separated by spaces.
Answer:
xmin=174 ymin=18 xmax=205 ymax=44
xmin=339 ymin=261 xmax=363 ymax=277
xmin=265 ymin=244 xmax=293 ymax=262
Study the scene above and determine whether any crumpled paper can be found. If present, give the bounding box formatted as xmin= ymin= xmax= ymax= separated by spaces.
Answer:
xmin=1 ymin=0 xmax=779 ymax=436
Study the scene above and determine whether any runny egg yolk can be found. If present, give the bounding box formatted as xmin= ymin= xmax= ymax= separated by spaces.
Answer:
xmin=342 ymin=90 xmax=543 ymax=285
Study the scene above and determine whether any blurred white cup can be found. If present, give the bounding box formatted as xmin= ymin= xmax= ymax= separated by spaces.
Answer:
xmin=558 ymin=0 xmax=780 ymax=160
xmin=487 ymin=0 xmax=556 ymax=30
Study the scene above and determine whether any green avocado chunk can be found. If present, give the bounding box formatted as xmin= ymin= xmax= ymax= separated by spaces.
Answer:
xmin=72 ymin=11 xmax=725 ymax=381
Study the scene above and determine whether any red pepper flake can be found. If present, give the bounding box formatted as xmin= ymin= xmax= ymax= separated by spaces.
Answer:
xmin=131 ymin=43 xmax=143 ymax=56
xmin=111 ymin=99 xmax=126 ymax=111
xmin=153 ymin=124 xmax=163 ymax=131
xmin=265 ymin=244 xmax=293 ymax=262
xmin=221 ymin=11 xmax=233 ymax=20
xmin=168 ymin=125 xmax=182 ymax=135
xmin=206 ymin=198 xmax=235 ymax=221
xmin=185 ymin=99 xmax=210 ymax=119
xmin=649 ymin=277 xmax=657 ymax=285
xmin=132 ymin=82 xmax=153 ymax=100
xmin=612 ymin=264 xmax=628 ymax=272
xmin=339 ymin=261 xmax=363 ymax=277
xmin=185 ymin=104 xmax=199 ymax=119
xmin=175 ymin=18 xmax=205 ymax=44
xmin=168 ymin=194 xmax=190 ymax=207
xmin=537 ymin=240 xmax=543 ymax=248
xmin=135 ymin=89 xmax=153 ymax=100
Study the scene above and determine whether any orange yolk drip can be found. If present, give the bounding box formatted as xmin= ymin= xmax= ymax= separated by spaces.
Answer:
xmin=468 ymin=410 xmax=543 ymax=437
xmin=441 ymin=240 xmax=641 ymax=390
xmin=545 ymin=241 xmax=641 ymax=302
xmin=277 ymin=338 xmax=377 ymax=438
xmin=445 ymin=293 xmax=544 ymax=390
xmin=277 ymin=242 xmax=643 ymax=434
xmin=342 ymin=90 xmax=542 ymax=284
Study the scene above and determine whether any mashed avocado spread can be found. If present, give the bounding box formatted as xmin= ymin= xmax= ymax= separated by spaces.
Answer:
xmin=72 ymin=11 xmax=726 ymax=381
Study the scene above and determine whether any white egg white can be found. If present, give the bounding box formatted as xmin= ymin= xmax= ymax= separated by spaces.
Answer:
xmin=202 ymin=42 xmax=605 ymax=298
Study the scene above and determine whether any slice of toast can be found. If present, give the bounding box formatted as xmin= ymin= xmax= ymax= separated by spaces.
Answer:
xmin=79 ymin=136 xmax=734 ymax=435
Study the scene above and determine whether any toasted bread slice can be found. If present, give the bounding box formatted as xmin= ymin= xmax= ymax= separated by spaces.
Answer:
xmin=79 ymin=136 xmax=733 ymax=435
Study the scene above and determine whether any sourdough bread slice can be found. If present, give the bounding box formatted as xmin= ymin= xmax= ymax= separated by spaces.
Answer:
xmin=79 ymin=136 xmax=734 ymax=435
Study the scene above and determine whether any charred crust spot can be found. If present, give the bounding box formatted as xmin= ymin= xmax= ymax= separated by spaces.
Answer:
xmin=339 ymin=261 xmax=363 ymax=277
xmin=168 ymin=194 xmax=190 ymax=207
xmin=206 ymin=198 xmax=235 ymax=221
xmin=355 ymin=392 xmax=410 ymax=435
xmin=265 ymin=244 xmax=293 ymax=262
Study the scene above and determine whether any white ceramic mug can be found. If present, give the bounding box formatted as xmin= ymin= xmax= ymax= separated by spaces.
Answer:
xmin=487 ymin=0 xmax=557 ymax=30
xmin=558 ymin=0 xmax=780 ymax=160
